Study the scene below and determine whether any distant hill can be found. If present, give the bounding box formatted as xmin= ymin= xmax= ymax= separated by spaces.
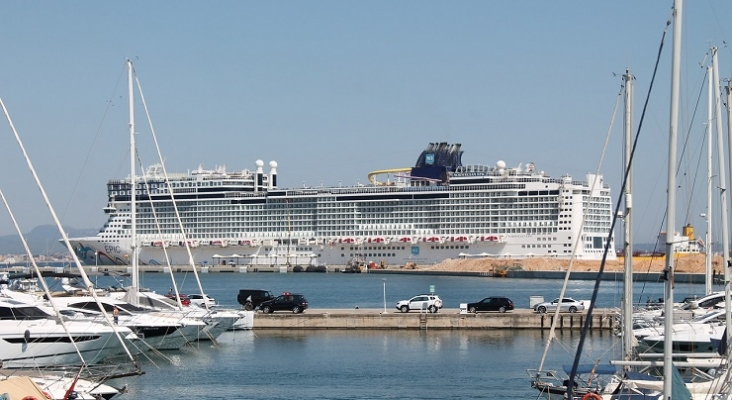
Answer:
xmin=0 ymin=225 xmax=97 ymax=256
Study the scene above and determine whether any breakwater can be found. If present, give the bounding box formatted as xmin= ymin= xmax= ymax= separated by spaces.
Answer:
xmin=21 ymin=264 xmax=705 ymax=283
xmin=251 ymin=308 xmax=617 ymax=330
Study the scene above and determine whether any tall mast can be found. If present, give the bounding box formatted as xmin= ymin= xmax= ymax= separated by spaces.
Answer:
xmin=622 ymin=69 xmax=634 ymax=364
xmin=724 ymin=72 xmax=732 ymax=369
xmin=712 ymin=48 xmax=729 ymax=303
xmin=705 ymin=63 xmax=713 ymax=295
xmin=663 ymin=0 xmax=682 ymax=397
xmin=128 ymin=59 xmax=139 ymax=304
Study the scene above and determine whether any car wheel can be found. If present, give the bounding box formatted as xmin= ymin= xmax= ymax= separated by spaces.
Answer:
xmin=538 ymin=306 xmax=547 ymax=314
xmin=569 ymin=306 xmax=578 ymax=313
xmin=499 ymin=306 xmax=506 ymax=313
xmin=469 ymin=307 xmax=477 ymax=313
xmin=244 ymin=302 xmax=254 ymax=311
xmin=292 ymin=306 xmax=301 ymax=314
xmin=428 ymin=305 xmax=438 ymax=313
xmin=400 ymin=305 xmax=409 ymax=313
xmin=262 ymin=306 xmax=272 ymax=314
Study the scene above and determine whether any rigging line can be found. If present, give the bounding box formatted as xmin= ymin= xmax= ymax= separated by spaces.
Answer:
xmin=134 ymin=152 xmax=185 ymax=310
xmin=566 ymin=9 xmax=673 ymax=399
xmin=537 ymin=75 xmax=624 ymax=373
xmin=678 ymin=66 xmax=709 ymax=225
xmin=60 ymin=63 xmax=127 ymax=228
xmin=635 ymin=62 xmax=710 ymax=302
xmin=0 ymin=189 xmax=87 ymax=369
xmin=0 ymin=97 xmax=139 ymax=369
xmin=135 ymin=68 xmax=209 ymax=309
xmin=704 ymin=0 xmax=732 ymax=77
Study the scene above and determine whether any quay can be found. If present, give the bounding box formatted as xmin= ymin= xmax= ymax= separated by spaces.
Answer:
xmin=251 ymin=308 xmax=618 ymax=331
xmin=22 ymin=264 xmax=706 ymax=283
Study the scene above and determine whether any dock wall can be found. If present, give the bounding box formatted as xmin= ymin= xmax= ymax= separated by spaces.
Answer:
xmin=23 ymin=264 xmax=705 ymax=283
xmin=251 ymin=309 xmax=618 ymax=330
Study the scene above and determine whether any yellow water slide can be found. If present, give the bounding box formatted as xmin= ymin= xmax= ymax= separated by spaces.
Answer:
xmin=368 ymin=168 xmax=412 ymax=185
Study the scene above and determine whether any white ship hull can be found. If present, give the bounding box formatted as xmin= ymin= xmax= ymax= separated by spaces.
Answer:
xmin=72 ymin=235 xmax=610 ymax=267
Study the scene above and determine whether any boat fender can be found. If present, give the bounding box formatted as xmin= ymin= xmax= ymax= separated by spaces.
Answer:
xmin=24 ymin=330 xmax=30 ymax=342
xmin=582 ymin=393 xmax=601 ymax=400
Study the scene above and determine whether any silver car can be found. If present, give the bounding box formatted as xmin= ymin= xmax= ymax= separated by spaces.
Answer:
xmin=533 ymin=297 xmax=584 ymax=313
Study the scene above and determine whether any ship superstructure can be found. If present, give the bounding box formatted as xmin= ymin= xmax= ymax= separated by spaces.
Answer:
xmin=70 ymin=142 xmax=616 ymax=267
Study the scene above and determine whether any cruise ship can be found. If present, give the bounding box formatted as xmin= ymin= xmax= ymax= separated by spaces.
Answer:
xmin=69 ymin=142 xmax=616 ymax=267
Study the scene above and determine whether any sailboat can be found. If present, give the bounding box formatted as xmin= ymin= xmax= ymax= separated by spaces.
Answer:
xmin=0 ymin=96 xmax=141 ymax=395
xmin=115 ymin=59 xmax=247 ymax=337
xmin=530 ymin=67 xmax=646 ymax=400
xmin=533 ymin=1 xmax=732 ymax=398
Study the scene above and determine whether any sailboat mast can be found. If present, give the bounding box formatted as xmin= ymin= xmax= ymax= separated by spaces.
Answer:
xmin=724 ymin=74 xmax=732 ymax=365
xmin=705 ymin=63 xmax=713 ymax=295
xmin=622 ymin=69 xmax=634 ymax=364
xmin=663 ymin=0 xmax=682 ymax=397
xmin=712 ymin=48 xmax=730 ymax=303
xmin=128 ymin=59 xmax=139 ymax=303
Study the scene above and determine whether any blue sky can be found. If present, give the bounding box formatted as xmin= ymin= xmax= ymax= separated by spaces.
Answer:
xmin=0 ymin=1 xmax=730 ymax=247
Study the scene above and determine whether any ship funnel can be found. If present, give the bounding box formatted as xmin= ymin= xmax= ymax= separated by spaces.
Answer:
xmin=269 ymin=161 xmax=278 ymax=189
xmin=255 ymin=160 xmax=264 ymax=192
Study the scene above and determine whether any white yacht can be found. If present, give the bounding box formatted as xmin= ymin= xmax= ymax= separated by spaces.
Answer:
xmin=0 ymin=298 xmax=135 ymax=368
xmin=49 ymin=296 xmax=202 ymax=351
xmin=115 ymin=291 xmax=241 ymax=340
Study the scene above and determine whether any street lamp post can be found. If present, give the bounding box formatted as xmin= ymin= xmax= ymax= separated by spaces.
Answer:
xmin=382 ymin=278 xmax=387 ymax=314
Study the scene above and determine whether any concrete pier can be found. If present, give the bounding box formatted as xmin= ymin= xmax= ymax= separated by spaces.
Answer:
xmin=251 ymin=308 xmax=618 ymax=330
xmin=27 ymin=264 xmax=707 ymax=283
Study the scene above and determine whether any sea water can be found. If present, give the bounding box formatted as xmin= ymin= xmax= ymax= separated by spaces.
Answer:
xmin=95 ymin=272 xmax=706 ymax=399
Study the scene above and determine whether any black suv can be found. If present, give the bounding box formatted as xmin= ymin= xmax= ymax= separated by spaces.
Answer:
xmin=259 ymin=292 xmax=309 ymax=314
xmin=467 ymin=296 xmax=514 ymax=313
xmin=237 ymin=289 xmax=274 ymax=311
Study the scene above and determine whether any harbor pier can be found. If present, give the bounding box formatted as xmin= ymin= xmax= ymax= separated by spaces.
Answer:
xmin=251 ymin=308 xmax=618 ymax=330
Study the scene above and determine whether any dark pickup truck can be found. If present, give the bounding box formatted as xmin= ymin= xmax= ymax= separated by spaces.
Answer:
xmin=237 ymin=289 xmax=274 ymax=311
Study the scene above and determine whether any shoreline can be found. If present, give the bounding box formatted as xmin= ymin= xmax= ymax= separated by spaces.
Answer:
xmin=12 ymin=257 xmax=715 ymax=284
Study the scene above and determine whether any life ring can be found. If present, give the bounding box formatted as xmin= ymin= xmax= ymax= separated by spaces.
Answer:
xmin=582 ymin=393 xmax=602 ymax=400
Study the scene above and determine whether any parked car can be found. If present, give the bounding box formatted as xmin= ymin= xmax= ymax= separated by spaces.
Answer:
xmin=237 ymin=289 xmax=274 ymax=311
xmin=467 ymin=297 xmax=514 ymax=313
xmin=188 ymin=293 xmax=217 ymax=308
xmin=533 ymin=297 xmax=584 ymax=313
xmin=259 ymin=292 xmax=309 ymax=314
xmin=164 ymin=293 xmax=190 ymax=306
xmin=395 ymin=294 xmax=443 ymax=313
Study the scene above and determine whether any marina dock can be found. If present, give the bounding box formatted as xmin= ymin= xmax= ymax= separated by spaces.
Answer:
xmin=23 ymin=264 xmax=707 ymax=283
xmin=251 ymin=308 xmax=618 ymax=330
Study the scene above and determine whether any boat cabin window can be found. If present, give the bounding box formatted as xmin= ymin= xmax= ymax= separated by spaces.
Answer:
xmin=0 ymin=305 xmax=50 ymax=320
